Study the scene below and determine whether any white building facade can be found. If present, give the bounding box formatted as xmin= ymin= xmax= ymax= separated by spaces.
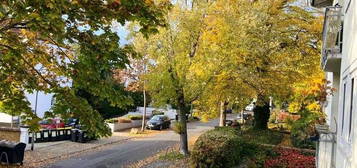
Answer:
xmin=312 ymin=0 xmax=357 ymax=167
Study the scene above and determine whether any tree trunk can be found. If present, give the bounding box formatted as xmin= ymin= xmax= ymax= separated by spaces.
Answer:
xmin=219 ymin=101 xmax=227 ymax=127
xmin=177 ymin=90 xmax=189 ymax=156
xmin=141 ymin=87 xmax=147 ymax=132
xmin=253 ymin=95 xmax=270 ymax=130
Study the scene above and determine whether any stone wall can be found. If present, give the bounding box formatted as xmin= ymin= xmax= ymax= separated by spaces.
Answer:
xmin=0 ymin=127 xmax=21 ymax=142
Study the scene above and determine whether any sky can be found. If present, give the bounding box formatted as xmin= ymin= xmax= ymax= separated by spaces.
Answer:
xmin=111 ymin=21 xmax=130 ymax=46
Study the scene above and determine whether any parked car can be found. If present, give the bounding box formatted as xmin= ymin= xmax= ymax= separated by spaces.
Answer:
xmin=225 ymin=109 xmax=233 ymax=113
xmin=65 ymin=118 xmax=79 ymax=128
xmin=245 ymin=104 xmax=255 ymax=111
xmin=237 ymin=113 xmax=251 ymax=120
xmin=225 ymin=120 xmax=233 ymax=126
xmin=146 ymin=115 xmax=171 ymax=130
xmin=39 ymin=119 xmax=65 ymax=129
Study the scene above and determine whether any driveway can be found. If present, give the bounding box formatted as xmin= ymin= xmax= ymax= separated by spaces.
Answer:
xmin=48 ymin=116 xmax=230 ymax=168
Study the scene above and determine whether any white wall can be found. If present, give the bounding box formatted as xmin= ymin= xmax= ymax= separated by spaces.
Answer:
xmin=0 ymin=113 xmax=12 ymax=123
xmin=321 ymin=72 xmax=339 ymax=168
xmin=134 ymin=107 xmax=177 ymax=120
xmin=335 ymin=0 xmax=357 ymax=167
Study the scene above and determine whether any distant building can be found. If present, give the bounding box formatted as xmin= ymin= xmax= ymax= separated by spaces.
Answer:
xmin=311 ymin=0 xmax=356 ymax=167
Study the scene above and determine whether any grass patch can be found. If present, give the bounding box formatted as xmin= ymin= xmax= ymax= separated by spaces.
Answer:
xmin=159 ymin=151 xmax=185 ymax=161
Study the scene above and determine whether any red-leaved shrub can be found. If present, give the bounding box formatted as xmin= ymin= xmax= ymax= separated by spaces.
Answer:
xmin=264 ymin=148 xmax=315 ymax=168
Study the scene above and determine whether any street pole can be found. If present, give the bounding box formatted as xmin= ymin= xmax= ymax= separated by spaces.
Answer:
xmin=141 ymin=85 xmax=146 ymax=132
xmin=31 ymin=91 xmax=39 ymax=151
xmin=141 ymin=60 xmax=147 ymax=132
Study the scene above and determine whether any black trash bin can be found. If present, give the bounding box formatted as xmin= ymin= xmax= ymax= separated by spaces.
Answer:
xmin=28 ymin=133 xmax=33 ymax=144
xmin=78 ymin=130 xmax=88 ymax=143
xmin=35 ymin=132 xmax=42 ymax=143
xmin=58 ymin=129 xmax=65 ymax=140
xmin=64 ymin=129 xmax=71 ymax=140
xmin=0 ymin=141 xmax=26 ymax=165
xmin=71 ymin=129 xmax=79 ymax=142
xmin=49 ymin=130 xmax=58 ymax=141
xmin=42 ymin=130 xmax=50 ymax=142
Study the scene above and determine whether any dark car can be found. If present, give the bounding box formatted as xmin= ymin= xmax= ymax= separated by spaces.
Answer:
xmin=146 ymin=115 xmax=171 ymax=130
xmin=65 ymin=118 xmax=79 ymax=128
xmin=237 ymin=113 xmax=252 ymax=120
xmin=225 ymin=120 xmax=233 ymax=126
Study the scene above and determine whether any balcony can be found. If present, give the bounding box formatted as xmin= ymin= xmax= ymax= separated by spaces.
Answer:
xmin=321 ymin=6 xmax=343 ymax=72
xmin=311 ymin=0 xmax=334 ymax=8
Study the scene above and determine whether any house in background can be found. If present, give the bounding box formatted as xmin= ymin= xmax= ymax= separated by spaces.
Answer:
xmin=311 ymin=0 xmax=356 ymax=167
xmin=0 ymin=91 xmax=54 ymax=125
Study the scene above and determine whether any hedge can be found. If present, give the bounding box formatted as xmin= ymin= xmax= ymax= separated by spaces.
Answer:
xmin=127 ymin=114 xmax=144 ymax=120
xmin=118 ymin=118 xmax=132 ymax=123
xmin=190 ymin=127 xmax=257 ymax=168
xmin=152 ymin=110 xmax=165 ymax=116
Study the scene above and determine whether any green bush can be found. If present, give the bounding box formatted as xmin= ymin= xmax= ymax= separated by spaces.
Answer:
xmin=152 ymin=110 xmax=165 ymax=116
xmin=289 ymin=109 xmax=320 ymax=149
xmin=105 ymin=118 xmax=118 ymax=123
xmin=291 ymin=135 xmax=316 ymax=149
xmin=240 ymin=129 xmax=284 ymax=145
xmin=118 ymin=118 xmax=132 ymax=123
xmin=190 ymin=127 xmax=257 ymax=168
xmin=127 ymin=114 xmax=143 ymax=120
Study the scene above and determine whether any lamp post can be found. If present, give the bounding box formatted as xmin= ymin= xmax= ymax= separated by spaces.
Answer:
xmin=31 ymin=91 xmax=39 ymax=151
xmin=141 ymin=58 xmax=147 ymax=132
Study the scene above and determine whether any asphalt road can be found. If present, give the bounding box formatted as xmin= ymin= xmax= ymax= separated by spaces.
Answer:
xmin=48 ymin=116 xmax=226 ymax=168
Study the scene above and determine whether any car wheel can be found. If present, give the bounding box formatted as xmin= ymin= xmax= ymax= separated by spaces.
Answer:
xmin=160 ymin=125 xmax=163 ymax=130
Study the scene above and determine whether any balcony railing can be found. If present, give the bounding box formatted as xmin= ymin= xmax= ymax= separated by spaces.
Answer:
xmin=311 ymin=0 xmax=333 ymax=8
xmin=321 ymin=5 xmax=343 ymax=72
xmin=315 ymin=124 xmax=336 ymax=168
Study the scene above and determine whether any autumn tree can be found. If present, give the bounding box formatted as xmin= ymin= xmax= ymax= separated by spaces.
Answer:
xmin=188 ymin=0 xmax=323 ymax=129
xmin=114 ymin=47 xmax=150 ymax=131
xmin=219 ymin=0 xmax=323 ymax=129
xmin=131 ymin=1 xmax=223 ymax=155
xmin=0 ymin=0 xmax=170 ymax=136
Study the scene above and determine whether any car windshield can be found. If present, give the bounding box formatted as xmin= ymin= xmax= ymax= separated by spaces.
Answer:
xmin=151 ymin=116 xmax=163 ymax=121
xmin=39 ymin=120 xmax=50 ymax=124
xmin=67 ymin=118 xmax=77 ymax=124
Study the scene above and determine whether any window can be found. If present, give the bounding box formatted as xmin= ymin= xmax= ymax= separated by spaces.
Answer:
xmin=349 ymin=78 xmax=354 ymax=138
xmin=342 ymin=83 xmax=346 ymax=134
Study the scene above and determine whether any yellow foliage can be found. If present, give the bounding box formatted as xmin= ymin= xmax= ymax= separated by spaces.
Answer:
xmin=306 ymin=102 xmax=321 ymax=112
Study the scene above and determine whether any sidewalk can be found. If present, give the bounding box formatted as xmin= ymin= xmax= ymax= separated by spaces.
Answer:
xmin=23 ymin=132 xmax=133 ymax=168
